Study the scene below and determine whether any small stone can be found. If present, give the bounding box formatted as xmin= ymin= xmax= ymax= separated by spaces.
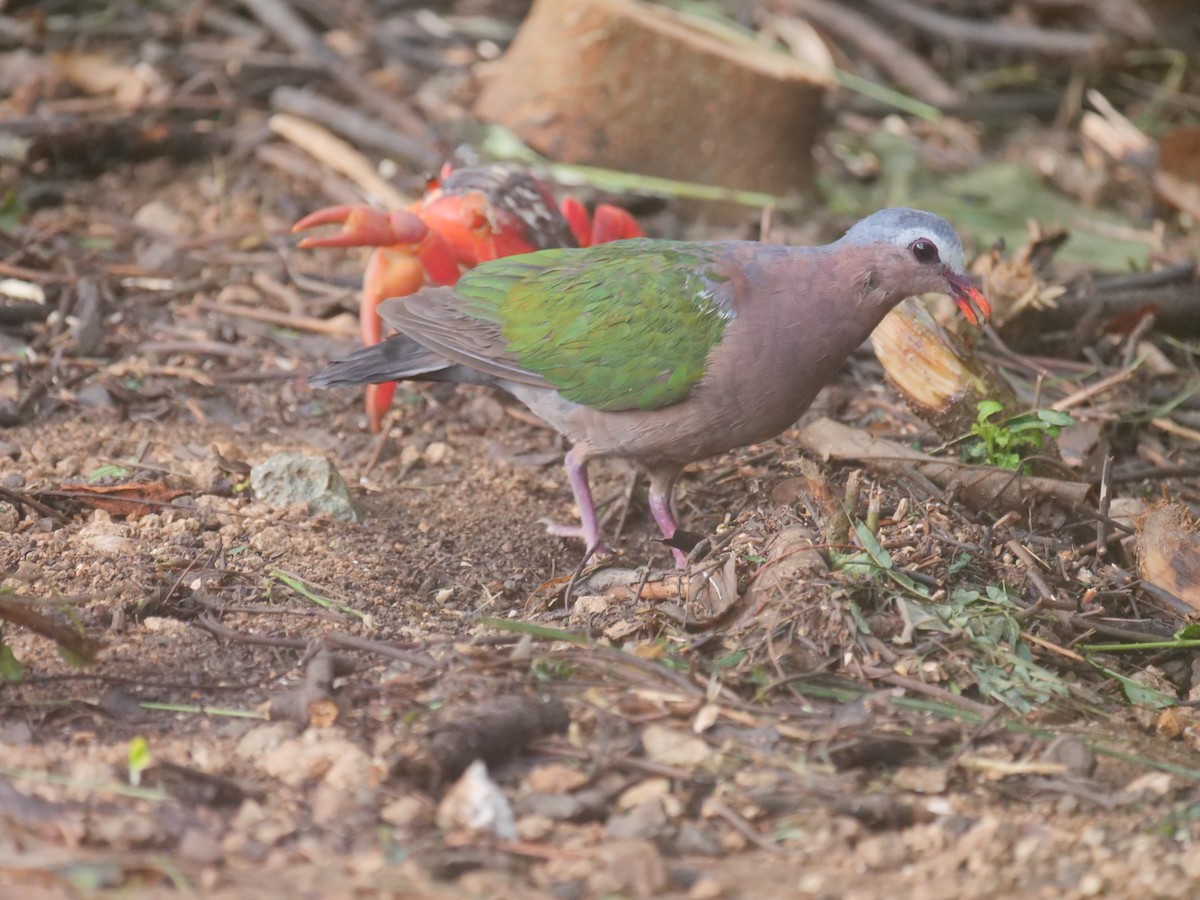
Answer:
xmin=133 ymin=199 xmax=191 ymax=236
xmin=515 ymin=791 xmax=582 ymax=820
xmin=687 ymin=876 xmax=724 ymax=900
xmin=673 ymin=822 xmax=723 ymax=858
xmin=526 ymin=763 xmax=588 ymax=794
xmin=423 ymin=441 xmax=451 ymax=465
xmin=605 ymin=797 xmax=668 ymax=840
xmin=1078 ymin=872 xmax=1105 ymax=896
xmin=380 ymin=796 xmax=427 ymax=828
xmin=856 ymin=833 xmax=910 ymax=871
xmin=399 ymin=445 xmax=422 ymax=467
xmin=1180 ymin=844 xmax=1200 ymax=878
xmin=1157 ymin=708 xmax=1185 ymax=740
xmin=588 ymin=840 xmax=667 ymax=897
xmin=436 ymin=760 xmax=516 ymax=840
xmin=176 ymin=827 xmax=224 ymax=865
xmin=568 ymin=594 xmax=609 ymax=623
xmin=250 ymin=452 xmax=359 ymax=522
xmin=516 ymin=814 xmax=554 ymax=841
xmin=1040 ymin=735 xmax=1095 ymax=777
xmin=641 ymin=724 xmax=714 ymax=770
xmin=616 ymin=777 xmax=671 ymax=811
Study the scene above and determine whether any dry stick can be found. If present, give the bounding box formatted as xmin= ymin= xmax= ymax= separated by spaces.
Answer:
xmin=861 ymin=0 xmax=1107 ymax=58
xmin=269 ymin=114 xmax=411 ymax=209
xmin=1096 ymin=455 xmax=1113 ymax=558
xmin=271 ymin=87 xmax=434 ymax=171
xmin=1036 ymin=265 xmax=1200 ymax=334
xmin=1005 ymin=540 xmax=1075 ymax=615
xmin=324 ymin=632 xmax=438 ymax=671
xmin=199 ymin=613 xmax=310 ymax=649
xmin=240 ymin=0 xmax=434 ymax=153
xmin=706 ymin=798 xmax=790 ymax=857
xmin=860 ymin=666 xmax=998 ymax=716
xmin=1138 ymin=582 xmax=1197 ymax=620
xmin=255 ymin=143 xmax=364 ymax=208
xmin=777 ymin=0 xmax=960 ymax=107
xmin=0 ymin=485 xmax=65 ymax=523
xmin=195 ymin=298 xmax=356 ymax=337
xmin=1051 ymin=365 xmax=1141 ymax=412
xmin=0 ymin=261 xmax=74 ymax=285
xmin=1153 ymin=417 xmax=1200 ymax=445
xmin=1121 ymin=311 xmax=1157 ymax=371
xmin=1110 ymin=464 xmax=1200 ymax=484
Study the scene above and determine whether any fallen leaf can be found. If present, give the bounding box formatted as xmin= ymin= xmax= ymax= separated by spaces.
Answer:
xmin=57 ymin=481 xmax=188 ymax=517
xmin=641 ymin=724 xmax=715 ymax=770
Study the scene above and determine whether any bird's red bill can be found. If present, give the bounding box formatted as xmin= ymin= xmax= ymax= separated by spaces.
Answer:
xmin=945 ymin=272 xmax=991 ymax=326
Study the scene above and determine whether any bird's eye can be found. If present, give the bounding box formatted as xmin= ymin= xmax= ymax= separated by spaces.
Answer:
xmin=910 ymin=239 xmax=939 ymax=264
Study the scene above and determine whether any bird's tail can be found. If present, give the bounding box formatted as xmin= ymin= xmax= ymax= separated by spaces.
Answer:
xmin=308 ymin=334 xmax=450 ymax=388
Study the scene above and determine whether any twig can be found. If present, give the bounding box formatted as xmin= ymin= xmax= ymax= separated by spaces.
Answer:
xmin=240 ymin=0 xmax=435 ymax=151
xmin=861 ymin=666 xmax=998 ymax=716
xmin=1051 ymin=363 xmax=1141 ymax=412
xmin=1110 ymin=464 xmax=1200 ymax=484
xmin=324 ymin=632 xmax=438 ymax=671
xmin=269 ymin=114 xmax=411 ymax=208
xmin=271 ymin=87 xmax=435 ymax=171
xmin=1152 ymin=417 xmax=1200 ymax=445
xmin=1096 ymin=455 xmax=1113 ymax=558
xmin=1006 ymin=540 xmax=1076 ymax=615
xmin=0 ymin=485 xmax=65 ymax=523
xmin=774 ymin=0 xmax=960 ymax=107
xmin=705 ymin=798 xmax=789 ymax=857
xmin=194 ymin=298 xmax=356 ymax=337
xmin=861 ymin=0 xmax=1107 ymax=59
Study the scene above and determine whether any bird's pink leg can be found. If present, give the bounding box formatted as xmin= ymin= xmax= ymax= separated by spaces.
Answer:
xmin=541 ymin=447 xmax=606 ymax=555
xmin=648 ymin=466 xmax=687 ymax=568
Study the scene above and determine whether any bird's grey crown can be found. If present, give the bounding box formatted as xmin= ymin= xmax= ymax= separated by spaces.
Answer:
xmin=838 ymin=207 xmax=967 ymax=275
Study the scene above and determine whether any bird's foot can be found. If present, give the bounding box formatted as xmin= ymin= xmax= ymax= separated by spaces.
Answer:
xmin=537 ymin=518 xmax=607 ymax=556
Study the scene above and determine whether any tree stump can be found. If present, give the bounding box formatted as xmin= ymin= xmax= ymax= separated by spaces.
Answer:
xmin=475 ymin=0 xmax=830 ymax=213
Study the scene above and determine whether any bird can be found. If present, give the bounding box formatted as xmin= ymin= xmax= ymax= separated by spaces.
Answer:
xmin=309 ymin=207 xmax=990 ymax=567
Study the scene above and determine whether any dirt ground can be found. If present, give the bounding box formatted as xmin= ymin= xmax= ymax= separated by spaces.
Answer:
xmin=5 ymin=2 xmax=1200 ymax=898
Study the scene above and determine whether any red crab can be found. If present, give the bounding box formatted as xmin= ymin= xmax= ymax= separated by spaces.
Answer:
xmin=294 ymin=160 xmax=644 ymax=431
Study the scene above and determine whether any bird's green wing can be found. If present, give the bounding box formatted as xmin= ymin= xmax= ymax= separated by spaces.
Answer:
xmin=452 ymin=239 xmax=734 ymax=411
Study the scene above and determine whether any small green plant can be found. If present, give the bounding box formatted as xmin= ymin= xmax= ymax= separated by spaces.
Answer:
xmin=530 ymin=657 xmax=575 ymax=682
xmin=128 ymin=736 xmax=151 ymax=787
xmin=962 ymin=401 xmax=1073 ymax=471
xmin=835 ymin=520 xmax=1069 ymax=713
xmin=0 ymin=636 xmax=22 ymax=684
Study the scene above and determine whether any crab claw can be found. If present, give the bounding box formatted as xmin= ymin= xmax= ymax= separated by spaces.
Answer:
xmin=945 ymin=271 xmax=991 ymax=327
xmin=559 ymin=196 xmax=594 ymax=247
xmin=559 ymin=198 xmax=644 ymax=247
xmin=292 ymin=205 xmax=431 ymax=251
xmin=591 ymin=203 xmax=644 ymax=243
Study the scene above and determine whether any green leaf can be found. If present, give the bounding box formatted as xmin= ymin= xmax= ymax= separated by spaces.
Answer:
xmin=0 ymin=643 xmax=23 ymax=684
xmin=1036 ymin=409 xmax=1074 ymax=427
xmin=1175 ymin=624 xmax=1200 ymax=641
xmin=1094 ymin=665 xmax=1177 ymax=710
xmin=0 ymin=190 xmax=26 ymax=232
xmin=847 ymin=600 xmax=872 ymax=635
xmin=88 ymin=464 xmax=130 ymax=483
xmin=976 ymin=400 xmax=1004 ymax=423
xmin=711 ymin=650 xmax=747 ymax=670
xmin=128 ymin=736 xmax=151 ymax=786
